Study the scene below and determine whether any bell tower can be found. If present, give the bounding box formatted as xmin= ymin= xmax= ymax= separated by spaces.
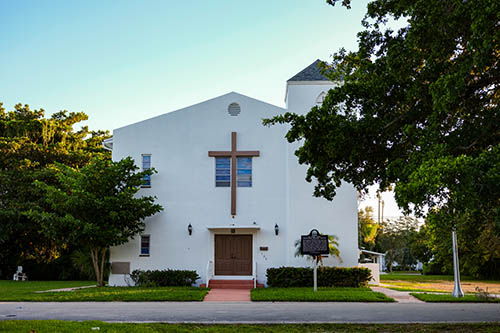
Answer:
xmin=285 ymin=59 xmax=338 ymax=114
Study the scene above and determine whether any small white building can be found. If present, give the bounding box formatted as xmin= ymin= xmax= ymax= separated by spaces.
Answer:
xmin=107 ymin=60 xmax=359 ymax=286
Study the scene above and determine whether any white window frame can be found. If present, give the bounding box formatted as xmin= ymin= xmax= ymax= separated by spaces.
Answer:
xmin=140 ymin=234 xmax=150 ymax=257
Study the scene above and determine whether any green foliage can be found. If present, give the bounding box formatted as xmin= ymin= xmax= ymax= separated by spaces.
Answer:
xmin=29 ymin=157 xmax=163 ymax=286
xmin=266 ymin=267 xmax=371 ymax=288
xmin=0 ymin=102 xmax=110 ymax=277
xmin=424 ymin=211 xmax=500 ymax=279
xmin=71 ymin=249 xmax=108 ymax=281
xmin=129 ymin=269 xmax=200 ymax=287
xmin=358 ymin=207 xmax=379 ymax=251
xmin=251 ymin=287 xmax=394 ymax=302
xmin=375 ymin=217 xmax=420 ymax=271
xmin=264 ymin=0 xmax=500 ymax=277
xmin=21 ymin=252 xmax=91 ymax=281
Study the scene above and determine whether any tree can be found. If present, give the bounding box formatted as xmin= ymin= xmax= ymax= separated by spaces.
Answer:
xmin=425 ymin=210 xmax=500 ymax=278
xmin=358 ymin=206 xmax=379 ymax=251
xmin=376 ymin=217 xmax=420 ymax=272
xmin=264 ymin=0 xmax=499 ymax=277
xmin=29 ymin=157 xmax=163 ymax=286
xmin=0 ymin=102 xmax=109 ymax=278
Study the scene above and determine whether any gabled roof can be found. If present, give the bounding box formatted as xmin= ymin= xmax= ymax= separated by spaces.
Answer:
xmin=114 ymin=92 xmax=285 ymax=132
xmin=287 ymin=59 xmax=330 ymax=82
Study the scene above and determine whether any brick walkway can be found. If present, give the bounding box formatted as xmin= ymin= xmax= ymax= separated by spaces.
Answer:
xmin=203 ymin=289 xmax=251 ymax=302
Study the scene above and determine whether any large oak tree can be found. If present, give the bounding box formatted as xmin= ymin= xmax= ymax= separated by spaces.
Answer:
xmin=0 ymin=103 xmax=109 ymax=277
xmin=265 ymin=0 xmax=499 ymax=276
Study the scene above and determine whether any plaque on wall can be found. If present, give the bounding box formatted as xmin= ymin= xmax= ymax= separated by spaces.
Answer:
xmin=301 ymin=229 xmax=329 ymax=256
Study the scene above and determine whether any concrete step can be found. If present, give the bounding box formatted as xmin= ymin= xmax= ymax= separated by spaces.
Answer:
xmin=201 ymin=279 xmax=264 ymax=289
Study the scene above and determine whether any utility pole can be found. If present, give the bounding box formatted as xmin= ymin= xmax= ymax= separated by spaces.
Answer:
xmin=452 ymin=226 xmax=464 ymax=297
xmin=377 ymin=192 xmax=381 ymax=223
xmin=381 ymin=200 xmax=385 ymax=223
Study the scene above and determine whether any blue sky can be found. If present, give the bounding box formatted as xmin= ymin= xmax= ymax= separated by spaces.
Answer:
xmin=1 ymin=0 xmax=406 ymax=216
xmin=1 ymin=0 xmax=368 ymax=132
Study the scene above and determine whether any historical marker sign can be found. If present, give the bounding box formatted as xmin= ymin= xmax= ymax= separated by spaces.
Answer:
xmin=301 ymin=229 xmax=329 ymax=256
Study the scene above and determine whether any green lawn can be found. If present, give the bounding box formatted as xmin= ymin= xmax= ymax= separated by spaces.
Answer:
xmin=0 ymin=281 xmax=208 ymax=301
xmin=1 ymin=321 xmax=500 ymax=332
xmin=381 ymin=274 xmax=455 ymax=282
xmin=381 ymin=273 xmax=500 ymax=283
xmin=387 ymin=287 xmax=448 ymax=293
xmin=251 ymin=287 xmax=394 ymax=302
xmin=411 ymin=293 xmax=500 ymax=303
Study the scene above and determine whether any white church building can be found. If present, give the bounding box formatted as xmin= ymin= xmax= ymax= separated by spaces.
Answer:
xmin=106 ymin=60 xmax=359 ymax=287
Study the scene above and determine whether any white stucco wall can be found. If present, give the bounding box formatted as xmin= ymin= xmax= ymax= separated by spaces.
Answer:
xmin=109 ymin=81 xmax=357 ymax=286
xmin=359 ymin=263 xmax=380 ymax=285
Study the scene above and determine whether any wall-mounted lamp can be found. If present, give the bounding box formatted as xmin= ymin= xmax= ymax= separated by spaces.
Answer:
xmin=188 ymin=223 xmax=193 ymax=236
xmin=274 ymin=224 xmax=279 ymax=236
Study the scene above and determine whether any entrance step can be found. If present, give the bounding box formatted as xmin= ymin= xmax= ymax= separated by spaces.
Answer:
xmin=201 ymin=279 xmax=264 ymax=289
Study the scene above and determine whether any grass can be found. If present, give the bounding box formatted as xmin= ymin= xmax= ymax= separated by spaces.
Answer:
xmin=411 ymin=293 xmax=500 ymax=303
xmin=251 ymin=287 xmax=394 ymax=302
xmin=387 ymin=286 xmax=447 ymax=293
xmin=1 ymin=321 xmax=500 ymax=332
xmin=0 ymin=281 xmax=208 ymax=301
xmin=381 ymin=274 xmax=455 ymax=282
xmin=381 ymin=273 xmax=500 ymax=283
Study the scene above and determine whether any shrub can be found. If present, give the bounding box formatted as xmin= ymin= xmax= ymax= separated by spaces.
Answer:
xmin=130 ymin=269 xmax=200 ymax=287
xmin=266 ymin=266 xmax=371 ymax=288
xmin=422 ymin=261 xmax=452 ymax=275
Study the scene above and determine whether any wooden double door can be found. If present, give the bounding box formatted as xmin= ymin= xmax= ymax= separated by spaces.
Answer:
xmin=215 ymin=235 xmax=252 ymax=275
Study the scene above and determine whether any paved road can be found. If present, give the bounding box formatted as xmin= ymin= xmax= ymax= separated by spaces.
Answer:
xmin=1 ymin=302 xmax=500 ymax=323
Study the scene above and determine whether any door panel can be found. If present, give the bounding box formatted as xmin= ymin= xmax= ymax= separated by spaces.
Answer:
xmin=215 ymin=235 xmax=252 ymax=275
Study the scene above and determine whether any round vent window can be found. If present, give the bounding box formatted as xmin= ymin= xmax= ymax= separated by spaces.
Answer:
xmin=228 ymin=103 xmax=241 ymax=116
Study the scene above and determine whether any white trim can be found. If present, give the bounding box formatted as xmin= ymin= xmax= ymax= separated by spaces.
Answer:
xmin=286 ymin=80 xmax=333 ymax=85
xmin=212 ymin=275 xmax=253 ymax=280
xmin=207 ymin=225 xmax=261 ymax=231
xmin=360 ymin=249 xmax=385 ymax=256
xmin=102 ymin=137 xmax=113 ymax=151
xmin=211 ymin=233 xmax=255 ymax=277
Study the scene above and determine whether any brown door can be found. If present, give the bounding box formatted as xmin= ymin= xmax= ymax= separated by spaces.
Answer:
xmin=215 ymin=235 xmax=252 ymax=275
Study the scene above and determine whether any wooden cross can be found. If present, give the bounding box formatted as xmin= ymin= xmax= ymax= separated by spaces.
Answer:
xmin=209 ymin=132 xmax=260 ymax=216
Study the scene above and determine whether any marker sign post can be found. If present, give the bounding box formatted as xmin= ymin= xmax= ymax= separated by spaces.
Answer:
xmin=301 ymin=229 xmax=329 ymax=292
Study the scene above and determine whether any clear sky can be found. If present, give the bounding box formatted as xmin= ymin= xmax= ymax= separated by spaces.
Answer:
xmin=1 ymin=0 xmax=369 ymax=131
xmin=1 ymin=0 xmax=407 ymax=218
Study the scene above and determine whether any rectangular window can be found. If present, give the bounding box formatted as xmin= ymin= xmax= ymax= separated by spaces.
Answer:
xmin=237 ymin=157 xmax=252 ymax=187
xmin=215 ymin=157 xmax=230 ymax=187
xmin=142 ymin=154 xmax=151 ymax=187
xmin=140 ymin=235 xmax=150 ymax=256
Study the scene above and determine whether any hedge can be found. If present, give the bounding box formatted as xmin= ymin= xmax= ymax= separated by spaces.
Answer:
xmin=266 ymin=266 xmax=371 ymax=288
xmin=130 ymin=269 xmax=200 ymax=287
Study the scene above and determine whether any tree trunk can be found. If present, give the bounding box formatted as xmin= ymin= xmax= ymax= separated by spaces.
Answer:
xmin=90 ymin=247 xmax=107 ymax=287
xmin=100 ymin=248 xmax=107 ymax=287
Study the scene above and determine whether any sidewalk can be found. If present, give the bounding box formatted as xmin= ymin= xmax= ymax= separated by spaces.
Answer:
xmin=371 ymin=286 xmax=424 ymax=303
xmin=34 ymin=285 xmax=97 ymax=293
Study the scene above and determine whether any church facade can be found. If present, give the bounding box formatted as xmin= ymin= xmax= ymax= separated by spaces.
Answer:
xmin=106 ymin=60 xmax=359 ymax=286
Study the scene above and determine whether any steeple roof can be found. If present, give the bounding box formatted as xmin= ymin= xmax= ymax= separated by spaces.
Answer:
xmin=287 ymin=59 xmax=330 ymax=82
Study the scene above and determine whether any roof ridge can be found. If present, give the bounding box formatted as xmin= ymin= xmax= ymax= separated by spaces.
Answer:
xmin=287 ymin=59 xmax=330 ymax=82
